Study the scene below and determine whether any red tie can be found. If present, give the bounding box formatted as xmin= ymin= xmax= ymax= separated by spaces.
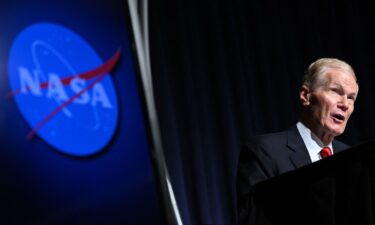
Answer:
xmin=320 ymin=147 xmax=332 ymax=159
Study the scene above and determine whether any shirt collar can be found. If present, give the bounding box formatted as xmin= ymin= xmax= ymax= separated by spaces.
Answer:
xmin=296 ymin=121 xmax=333 ymax=162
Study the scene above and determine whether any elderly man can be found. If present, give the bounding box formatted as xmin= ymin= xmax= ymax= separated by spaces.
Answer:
xmin=236 ymin=58 xmax=359 ymax=225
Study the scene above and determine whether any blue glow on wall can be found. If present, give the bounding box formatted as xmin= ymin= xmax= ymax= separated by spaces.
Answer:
xmin=0 ymin=1 xmax=166 ymax=224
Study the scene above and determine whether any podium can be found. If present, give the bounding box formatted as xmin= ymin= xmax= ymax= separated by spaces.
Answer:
xmin=250 ymin=140 xmax=375 ymax=225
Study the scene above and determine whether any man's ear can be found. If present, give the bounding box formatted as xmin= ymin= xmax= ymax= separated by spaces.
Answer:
xmin=299 ymin=85 xmax=311 ymax=106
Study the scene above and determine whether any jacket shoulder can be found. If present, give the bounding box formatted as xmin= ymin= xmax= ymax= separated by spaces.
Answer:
xmin=333 ymin=139 xmax=350 ymax=152
xmin=243 ymin=130 xmax=288 ymax=150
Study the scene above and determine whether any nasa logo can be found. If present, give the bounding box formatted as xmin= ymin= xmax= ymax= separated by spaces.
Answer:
xmin=8 ymin=23 xmax=121 ymax=156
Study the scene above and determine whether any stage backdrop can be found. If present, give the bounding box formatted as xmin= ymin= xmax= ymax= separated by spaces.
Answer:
xmin=149 ymin=0 xmax=375 ymax=225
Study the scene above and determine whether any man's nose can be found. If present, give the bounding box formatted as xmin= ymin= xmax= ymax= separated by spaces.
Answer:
xmin=338 ymin=96 xmax=349 ymax=111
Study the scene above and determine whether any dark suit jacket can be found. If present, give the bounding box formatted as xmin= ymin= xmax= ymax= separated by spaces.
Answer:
xmin=236 ymin=125 xmax=349 ymax=225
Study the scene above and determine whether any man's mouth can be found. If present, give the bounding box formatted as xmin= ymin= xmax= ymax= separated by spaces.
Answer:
xmin=331 ymin=113 xmax=345 ymax=123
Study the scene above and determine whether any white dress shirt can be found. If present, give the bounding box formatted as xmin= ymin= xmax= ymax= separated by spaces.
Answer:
xmin=296 ymin=122 xmax=333 ymax=163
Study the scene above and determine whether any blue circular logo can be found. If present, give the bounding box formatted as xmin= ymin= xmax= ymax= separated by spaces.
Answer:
xmin=8 ymin=23 xmax=120 ymax=156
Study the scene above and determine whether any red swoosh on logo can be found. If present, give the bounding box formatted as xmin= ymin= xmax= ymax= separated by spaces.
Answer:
xmin=7 ymin=48 xmax=122 ymax=140
xmin=7 ymin=48 xmax=122 ymax=98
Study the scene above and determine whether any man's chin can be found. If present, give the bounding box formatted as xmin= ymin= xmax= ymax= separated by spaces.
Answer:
xmin=327 ymin=126 xmax=345 ymax=137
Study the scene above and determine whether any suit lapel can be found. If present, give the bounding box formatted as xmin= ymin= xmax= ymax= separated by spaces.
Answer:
xmin=332 ymin=140 xmax=349 ymax=153
xmin=286 ymin=126 xmax=312 ymax=168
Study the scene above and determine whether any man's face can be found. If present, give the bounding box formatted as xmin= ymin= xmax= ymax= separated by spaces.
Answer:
xmin=301 ymin=69 xmax=358 ymax=137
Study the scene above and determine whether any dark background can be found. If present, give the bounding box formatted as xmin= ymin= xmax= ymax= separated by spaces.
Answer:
xmin=149 ymin=0 xmax=375 ymax=225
